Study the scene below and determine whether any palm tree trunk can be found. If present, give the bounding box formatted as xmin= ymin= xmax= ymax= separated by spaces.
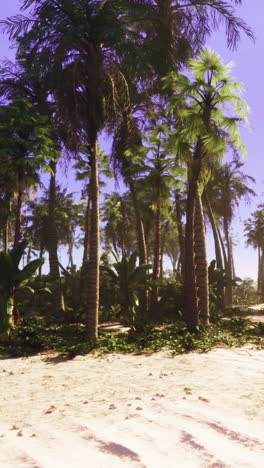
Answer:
xmin=160 ymin=222 xmax=168 ymax=279
xmin=39 ymin=243 xmax=44 ymax=277
xmin=14 ymin=189 xmax=23 ymax=247
xmin=261 ymin=248 xmax=264 ymax=302
xmin=129 ymin=178 xmax=148 ymax=317
xmin=257 ymin=247 xmax=261 ymax=294
xmin=184 ymin=161 xmax=200 ymax=327
xmin=3 ymin=221 xmax=9 ymax=255
xmin=85 ymin=138 xmax=100 ymax=340
xmin=82 ymin=193 xmax=91 ymax=265
xmin=67 ymin=224 xmax=74 ymax=268
xmin=129 ymin=179 xmax=147 ymax=264
xmin=218 ymin=227 xmax=228 ymax=272
xmin=175 ymin=191 xmax=185 ymax=277
xmin=48 ymin=161 xmax=65 ymax=311
xmin=223 ymin=216 xmax=233 ymax=306
xmin=150 ymin=192 xmax=161 ymax=317
xmin=0 ymin=294 xmax=14 ymax=342
xmin=194 ymin=191 xmax=210 ymax=324
xmin=203 ymin=190 xmax=223 ymax=269
xmin=231 ymin=245 xmax=236 ymax=279
xmin=3 ymin=192 xmax=11 ymax=254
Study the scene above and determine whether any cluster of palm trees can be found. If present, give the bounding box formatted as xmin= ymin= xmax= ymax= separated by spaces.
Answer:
xmin=245 ymin=207 xmax=264 ymax=300
xmin=0 ymin=0 xmax=257 ymax=339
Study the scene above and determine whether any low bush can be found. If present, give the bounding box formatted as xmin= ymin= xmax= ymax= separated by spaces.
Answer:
xmin=0 ymin=315 xmax=263 ymax=359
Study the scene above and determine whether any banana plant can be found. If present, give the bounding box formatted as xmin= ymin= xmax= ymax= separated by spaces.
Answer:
xmin=0 ymin=240 xmax=45 ymax=341
xmin=101 ymin=250 xmax=151 ymax=328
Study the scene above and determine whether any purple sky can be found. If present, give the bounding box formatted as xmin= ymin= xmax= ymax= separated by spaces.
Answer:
xmin=0 ymin=1 xmax=263 ymax=279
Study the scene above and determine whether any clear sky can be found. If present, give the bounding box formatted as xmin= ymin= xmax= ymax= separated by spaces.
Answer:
xmin=0 ymin=1 xmax=263 ymax=280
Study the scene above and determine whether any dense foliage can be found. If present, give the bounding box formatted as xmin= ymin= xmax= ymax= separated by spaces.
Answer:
xmin=0 ymin=0 xmax=262 ymax=356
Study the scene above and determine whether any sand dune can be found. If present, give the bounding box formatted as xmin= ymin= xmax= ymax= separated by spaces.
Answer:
xmin=0 ymin=347 xmax=263 ymax=467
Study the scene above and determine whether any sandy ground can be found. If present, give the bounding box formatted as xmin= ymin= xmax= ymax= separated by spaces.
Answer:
xmin=0 ymin=346 xmax=263 ymax=468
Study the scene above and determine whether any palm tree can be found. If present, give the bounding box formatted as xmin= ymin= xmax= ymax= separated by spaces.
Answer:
xmin=101 ymin=192 xmax=137 ymax=257
xmin=142 ymin=124 xmax=176 ymax=314
xmin=123 ymin=0 xmax=253 ymax=80
xmin=165 ymin=49 xmax=249 ymax=326
xmin=0 ymin=97 xmax=56 ymax=246
xmin=245 ymin=208 xmax=264 ymax=298
xmin=3 ymin=0 xmax=139 ymax=339
xmin=0 ymin=54 xmax=67 ymax=309
xmin=208 ymin=160 xmax=256 ymax=305
xmin=203 ymin=188 xmax=223 ymax=270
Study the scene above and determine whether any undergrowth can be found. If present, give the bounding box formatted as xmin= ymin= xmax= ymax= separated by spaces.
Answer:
xmin=0 ymin=316 xmax=263 ymax=359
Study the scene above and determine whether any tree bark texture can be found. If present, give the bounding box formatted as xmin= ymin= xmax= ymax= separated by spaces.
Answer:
xmin=194 ymin=191 xmax=210 ymax=324
xmin=48 ymin=162 xmax=65 ymax=311
xmin=203 ymin=190 xmax=223 ymax=269
xmin=150 ymin=187 xmax=161 ymax=318
xmin=223 ymin=216 xmax=233 ymax=306
xmin=2 ymin=193 xmax=11 ymax=254
xmin=175 ymin=191 xmax=185 ymax=277
xmin=218 ymin=227 xmax=228 ymax=273
xmin=82 ymin=193 xmax=91 ymax=265
xmin=14 ymin=189 xmax=23 ymax=248
xmin=257 ymin=247 xmax=262 ymax=294
xmin=129 ymin=180 xmax=147 ymax=265
xmin=85 ymin=139 xmax=100 ymax=340
xmin=184 ymin=160 xmax=200 ymax=327
xmin=261 ymin=249 xmax=264 ymax=301
xmin=129 ymin=179 xmax=148 ymax=317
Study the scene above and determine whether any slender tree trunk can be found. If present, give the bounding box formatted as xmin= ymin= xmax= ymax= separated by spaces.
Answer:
xmin=231 ymin=245 xmax=236 ymax=279
xmin=203 ymin=190 xmax=223 ymax=269
xmin=184 ymin=159 xmax=201 ymax=327
xmin=175 ymin=191 xmax=185 ymax=277
xmin=261 ymin=248 xmax=264 ymax=302
xmin=223 ymin=216 xmax=233 ymax=306
xmin=160 ymin=222 xmax=168 ymax=280
xmin=150 ymin=188 xmax=161 ymax=317
xmin=3 ymin=192 xmax=11 ymax=254
xmin=218 ymin=227 xmax=228 ymax=272
xmin=3 ymin=221 xmax=9 ymax=254
xmin=14 ymin=189 xmax=23 ymax=247
xmin=79 ymin=193 xmax=91 ymax=309
xmin=194 ymin=191 xmax=210 ymax=324
xmin=39 ymin=243 xmax=44 ymax=277
xmin=257 ymin=246 xmax=261 ymax=294
xmin=129 ymin=178 xmax=148 ymax=318
xmin=0 ymin=294 xmax=14 ymax=342
xmin=47 ymin=161 xmax=65 ymax=311
xmin=85 ymin=138 xmax=100 ymax=340
xmin=129 ymin=180 xmax=147 ymax=265
xmin=82 ymin=193 xmax=91 ymax=265
xmin=67 ymin=225 xmax=74 ymax=268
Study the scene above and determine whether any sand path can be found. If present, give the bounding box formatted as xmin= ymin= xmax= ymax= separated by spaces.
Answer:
xmin=0 ymin=347 xmax=263 ymax=467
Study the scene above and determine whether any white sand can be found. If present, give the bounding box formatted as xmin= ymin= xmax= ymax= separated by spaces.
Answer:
xmin=0 ymin=347 xmax=263 ymax=467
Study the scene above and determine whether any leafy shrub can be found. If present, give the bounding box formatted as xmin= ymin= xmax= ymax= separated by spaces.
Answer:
xmin=233 ymin=278 xmax=260 ymax=305
xmin=156 ymin=278 xmax=184 ymax=321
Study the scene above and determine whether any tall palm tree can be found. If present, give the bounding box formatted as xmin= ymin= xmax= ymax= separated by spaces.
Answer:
xmin=3 ymin=0 xmax=137 ymax=339
xmin=0 ymin=54 xmax=66 ymax=309
xmin=142 ymin=124 xmax=176 ymax=314
xmin=165 ymin=49 xmax=249 ymax=326
xmin=123 ymin=0 xmax=253 ymax=80
xmin=245 ymin=208 xmax=264 ymax=298
xmin=101 ymin=192 xmax=137 ymax=257
xmin=208 ymin=160 xmax=256 ymax=305
xmin=203 ymin=188 xmax=223 ymax=270
xmin=0 ymin=97 xmax=56 ymax=247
